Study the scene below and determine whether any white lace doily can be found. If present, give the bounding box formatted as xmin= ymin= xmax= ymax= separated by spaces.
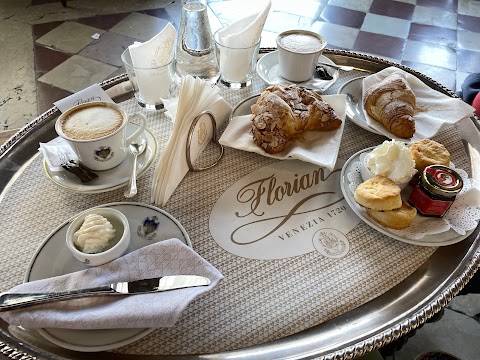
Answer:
xmin=347 ymin=161 xmax=480 ymax=240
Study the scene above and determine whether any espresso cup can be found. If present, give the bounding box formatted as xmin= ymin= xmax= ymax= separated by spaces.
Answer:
xmin=55 ymin=102 xmax=147 ymax=171
xmin=276 ymin=30 xmax=327 ymax=83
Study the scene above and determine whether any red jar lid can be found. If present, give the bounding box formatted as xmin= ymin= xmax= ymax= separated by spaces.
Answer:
xmin=422 ymin=165 xmax=463 ymax=197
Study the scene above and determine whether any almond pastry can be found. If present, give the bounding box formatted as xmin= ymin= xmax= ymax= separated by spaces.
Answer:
xmin=251 ymin=85 xmax=342 ymax=154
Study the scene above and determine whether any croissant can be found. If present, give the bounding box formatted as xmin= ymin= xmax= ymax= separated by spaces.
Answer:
xmin=251 ymin=85 xmax=342 ymax=154
xmin=363 ymin=72 xmax=416 ymax=139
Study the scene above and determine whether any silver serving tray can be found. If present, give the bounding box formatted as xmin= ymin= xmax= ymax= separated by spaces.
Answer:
xmin=0 ymin=49 xmax=479 ymax=360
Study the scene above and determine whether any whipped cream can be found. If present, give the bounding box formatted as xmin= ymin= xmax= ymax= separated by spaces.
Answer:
xmin=364 ymin=140 xmax=416 ymax=184
xmin=73 ymin=214 xmax=116 ymax=254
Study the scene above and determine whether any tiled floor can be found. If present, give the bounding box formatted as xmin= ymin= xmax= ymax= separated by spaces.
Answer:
xmin=0 ymin=0 xmax=479 ymax=359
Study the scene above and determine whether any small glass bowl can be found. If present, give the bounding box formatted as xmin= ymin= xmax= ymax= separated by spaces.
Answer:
xmin=66 ymin=208 xmax=130 ymax=266
xmin=359 ymin=152 xmax=416 ymax=190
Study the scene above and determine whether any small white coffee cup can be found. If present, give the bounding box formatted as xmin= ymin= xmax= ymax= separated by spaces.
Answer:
xmin=55 ymin=101 xmax=146 ymax=171
xmin=276 ymin=30 xmax=327 ymax=83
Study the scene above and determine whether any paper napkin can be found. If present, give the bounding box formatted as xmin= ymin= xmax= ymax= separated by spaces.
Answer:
xmin=151 ymin=75 xmax=232 ymax=206
xmin=215 ymin=0 xmax=271 ymax=48
xmin=0 ymin=239 xmax=223 ymax=329
xmin=215 ymin=0 xmax=271 ymax=81
xmin=362 ymin=67 xmax=476 ymax=143
xmin=219 ymin=94 xmax=346 ymax=171
xmin=128 ymin=22 xmax=176 ymax=68
xmin=128 ymin=22 xmax=176 ymax=103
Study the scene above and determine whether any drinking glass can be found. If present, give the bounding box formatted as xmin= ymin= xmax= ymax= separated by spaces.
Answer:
xmin=121 ymin=49 xmax=177 ymax=111
xmin=213 ymin=29 xmax=261 ymax=89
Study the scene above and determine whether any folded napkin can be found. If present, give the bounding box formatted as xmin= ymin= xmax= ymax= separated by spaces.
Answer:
xmin=219 ymin=94 xmax=346 ymax=171
xmin=128 ymin=22 xmax=176 ymax=102
xmin=0 ymin=239 xmax=223 ymax=329
xmin=216 ymin=0 xmax=270 ymax=47
xmin=362 ymin=67 xmax=476 ymax=143
xmin=215 ymin=0 xmax=271 ymax=82
xmin=151 ymin=75 xmax=232 ymax=206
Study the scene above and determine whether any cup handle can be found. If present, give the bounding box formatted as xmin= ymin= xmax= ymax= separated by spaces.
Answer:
xmin=126 ymin=113 xmax=147 ymax=144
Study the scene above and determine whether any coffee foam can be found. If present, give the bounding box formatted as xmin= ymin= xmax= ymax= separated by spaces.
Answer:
xmin=61 ymin=105 xmax=124 ymax=141
xmin=278 ymin=33 xmax=325 ymax=54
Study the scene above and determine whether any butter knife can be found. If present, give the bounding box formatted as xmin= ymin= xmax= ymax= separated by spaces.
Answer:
xmin=0 ymin=275 xmax=211 ymax=311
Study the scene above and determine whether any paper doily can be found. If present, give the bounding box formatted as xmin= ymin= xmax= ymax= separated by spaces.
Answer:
xmin=348 ymin=161 xmax=480 ymax=240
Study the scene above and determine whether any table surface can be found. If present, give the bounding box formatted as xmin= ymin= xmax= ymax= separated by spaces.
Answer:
xmin=0 ymin=50 xmax=479 ymax=360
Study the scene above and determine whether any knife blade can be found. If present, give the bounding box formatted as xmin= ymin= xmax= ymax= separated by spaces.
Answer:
xmin=0 ymin=275 xmax=211 ymax=312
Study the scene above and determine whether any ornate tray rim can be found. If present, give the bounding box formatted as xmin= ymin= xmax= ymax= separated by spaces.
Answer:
xmin=1 ymin=49 xmax=479 ymax=360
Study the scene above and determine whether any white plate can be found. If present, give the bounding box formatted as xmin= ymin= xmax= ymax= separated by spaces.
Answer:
xmin=44 ymin=124 xmax=158 ymax=193
xmin=340 ymin=148 xmax=473 ymax=247
xmin=337 ymin=77 xmax=382 ymax=135
xmin=256 ymin=51 xmax=339 ymax=91
xmin=25 ymin=202 xmax=192 ymax=352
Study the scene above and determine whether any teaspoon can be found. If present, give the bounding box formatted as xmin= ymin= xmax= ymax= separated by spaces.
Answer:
xmin=124 ymin=138 xmax=147 ymax=198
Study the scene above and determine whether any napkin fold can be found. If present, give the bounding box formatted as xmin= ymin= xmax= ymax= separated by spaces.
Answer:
xmin=215 ymin=0 xmax=271 ymax=82
xmin=362 ymin=67 xmax=476 ymax=143
xmin=151 ymin=75 xmax=232 ymax=206
xmin=0 ymin=239 xmax=223 ymax=329
xmin=219 ymin=94 xmax=346 ymax=171
xmin=128 ymin=22 xmax=176 ymax=68
xmin=128 ymin=22 xmax=176 ymax=102
xmin=215 ymin=0 xmax=271 ymax=48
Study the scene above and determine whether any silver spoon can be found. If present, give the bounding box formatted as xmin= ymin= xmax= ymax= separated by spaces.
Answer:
xmin=317 ymin=62 xmax=373 ymax=73
xmin=346 ymin=93 xmax=359 ymax=104
xmin=124 ymin=137 xmax=147 ymax=198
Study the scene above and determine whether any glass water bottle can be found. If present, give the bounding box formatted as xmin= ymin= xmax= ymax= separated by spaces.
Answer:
xmin=175 ymin=0 xmax=219 ymax=81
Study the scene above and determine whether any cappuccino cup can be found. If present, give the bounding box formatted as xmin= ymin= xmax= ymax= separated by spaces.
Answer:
xmin=55 ymin=102 xmax=147 ymax=171
xmin=276 ymin=30 xmax=327 ymax=83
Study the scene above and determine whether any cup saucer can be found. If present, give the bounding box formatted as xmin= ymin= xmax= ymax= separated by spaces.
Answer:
xmin=256 ymin=51 xmax=339 ymax=91
xmin=44 ymin=124 xmax=158 ymax=193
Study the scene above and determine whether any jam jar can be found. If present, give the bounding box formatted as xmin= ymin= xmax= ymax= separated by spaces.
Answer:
xmin=408 ymin=165 xmax=463 ymax=217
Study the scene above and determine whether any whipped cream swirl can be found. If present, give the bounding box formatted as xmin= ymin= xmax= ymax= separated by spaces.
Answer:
xmin=365 ymin=140 xmax=416 ymax=184
xmin=73 ymin=214 xmax=116 ymax=254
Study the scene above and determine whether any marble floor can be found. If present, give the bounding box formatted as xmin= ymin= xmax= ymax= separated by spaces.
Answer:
xmin=0 ymin=0 xmax=479 ymax=359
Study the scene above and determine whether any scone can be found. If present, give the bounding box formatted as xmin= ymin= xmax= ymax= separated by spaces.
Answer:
xmin=366 ymin=201 xmax=417 ymax=229
xmin=354 ymin=175 xmax=402 ymax=211
xmin=409 ymin=139 xmax=450 ymax=172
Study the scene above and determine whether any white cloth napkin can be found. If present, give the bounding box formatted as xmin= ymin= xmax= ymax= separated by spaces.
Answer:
xmin=215 ymin=0 xmax=271 ymax=82
xmin=362 ymin=67 xmax=475 ymax=143
xmin=151 ymin=75 xmax=232 ymax=206
xmin=128 ymin=22 xmax=176 ymax=102
xmin=219 ymin=94 xmax=346 ymax=171
xmin=0 ymin=239 xmax=223 ymax=329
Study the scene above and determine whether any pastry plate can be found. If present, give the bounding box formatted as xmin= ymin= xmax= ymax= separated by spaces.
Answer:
xmin=340 ymin=148 xmax=474 ymax=247
xmin=338 ymin=77 xmax=382 ymax=135
xmin=24 ymin=202 xmax=192 ymax=352
xmin=256 ymin=51 xmax=339 ymax=91
xmin=44 ymin=124 xmax=157 ymax=193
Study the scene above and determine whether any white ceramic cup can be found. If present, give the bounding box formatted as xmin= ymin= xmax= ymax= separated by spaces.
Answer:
xmin=55 ymin=101 xmax=146 ymax=171
xmin=276 ymin=30 xmax=327 ymax=83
